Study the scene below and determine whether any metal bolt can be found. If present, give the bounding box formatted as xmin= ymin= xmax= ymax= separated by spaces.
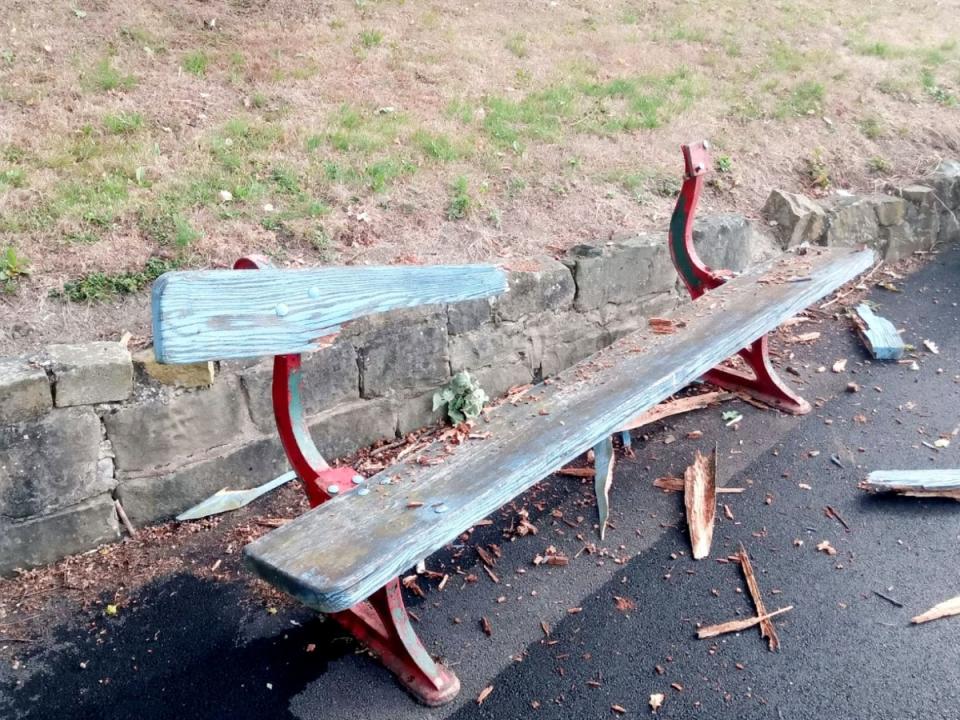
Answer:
xmin=275 ymin=303 xmax=289 ymax=317
xmin=327 ymin=485 xmax=340 ymax=495
xmin=352 ymin=474 xmax=365 ymax=485
xmin=433 ymin=503 xmax=449 ymax=514
xmin=357 ymin=487 xmax=370 ymax=496
xmin=308 ymin=287 xmax=321 ymax=299
xmin=694 ymin=163 xmax=704 ymax=173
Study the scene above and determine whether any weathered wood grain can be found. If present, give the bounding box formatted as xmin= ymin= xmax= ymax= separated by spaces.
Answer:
xmin=684 ymin=448 xmax=716 ymax=560
xmin=851 ymin=303 xmax=904 ymax=361
xmin=859 ymin=469 xmax=960 ymax=501
xmin=244 ymin=247 xmax=874 ymax=613
xmin=152 ymin=264 xmax=507 ymax=363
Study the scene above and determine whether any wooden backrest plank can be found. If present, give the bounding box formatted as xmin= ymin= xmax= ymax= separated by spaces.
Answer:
xmin=244 ymin=247 xmax=875 ymax=614
xmin=152 ymin=264 xmax=506 ymax=363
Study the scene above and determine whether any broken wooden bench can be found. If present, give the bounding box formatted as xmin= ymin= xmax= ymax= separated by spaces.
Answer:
xmin=151 ymin=142 xmax=875 ymax=706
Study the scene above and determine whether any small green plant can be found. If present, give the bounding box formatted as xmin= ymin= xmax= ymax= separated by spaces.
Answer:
xmin=59 ymin=257 xmax=178 ymax=302
xmin=446 ymin=176 xmax=472 ymax=219
xmin=182 ymin=50 xmax=210 ymax=76
xmin=432 ymin=371 xmax=489 ymax=424
xmin=921 ymin=68 xmax=956 ymax=106
xmin=89 ymin=56 xmax=137 ymax=92
xmin=505 ymin=33 xmax=528 ymax=58
xmin=715 ymin=155 xmax=733 ymax=173
xmin=805 ymin=148 xmax=831 ymax=190
xmin=359 ymin=30 xmax=383 ymax=48
xmin=0 ymin=246 xmax=30 ymax=292
xmin=776 ymin=80 xmax=824 ymax=118
xmin=103 ymin=111 xmax=144 ymax=134
xmin=868 ymin=155 xmax=891 ymax=173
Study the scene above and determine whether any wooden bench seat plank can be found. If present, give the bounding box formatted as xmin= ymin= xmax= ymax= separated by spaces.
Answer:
xmin=152 ymin=264 xmax=507 ymax=363
xmin=244 ymin=247 xmax=874 ymax=613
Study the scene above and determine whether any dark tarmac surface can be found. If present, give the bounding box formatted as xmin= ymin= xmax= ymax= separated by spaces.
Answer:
xmin=2 ymin=245 xmax=958 ymax=720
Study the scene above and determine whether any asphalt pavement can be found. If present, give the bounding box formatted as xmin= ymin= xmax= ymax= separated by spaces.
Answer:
xmin=2 ymin=245 xmax=958 ymax=720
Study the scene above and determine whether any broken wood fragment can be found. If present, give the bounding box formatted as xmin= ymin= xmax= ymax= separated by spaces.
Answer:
xmin=556 ymin=466 xmax=595 ymax=479
xmin=858 ymin=469 xmax=960 ymax=501
xmin=696 ymin=606 xmax=794 ymax=639
xmin=912 ymin=595 xmax=960 ymax=625
xmin=593 ymin=435 xmax=615 ymax=541
xmin=684 ymin=446 xmax=717 ymax=560
xmin=736 ymin=542 xmax=779 ymax=652
xmin=619 ymin=391 xmax=731 ymax=432
xmin=851 ymin=303 xmax=904 ymax=360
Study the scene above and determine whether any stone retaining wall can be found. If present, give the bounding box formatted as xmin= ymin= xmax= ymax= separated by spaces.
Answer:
xmin=1 ymin=163 xmax=958 ymax=575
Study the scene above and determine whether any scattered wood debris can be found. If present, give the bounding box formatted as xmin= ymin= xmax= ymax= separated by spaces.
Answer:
xmin=697 ymin=606 xmax=794 ymax=639
xmin=851 ymin=303 xmax=904 ymax=360
xmin=477 ymin=685 xmax=494 ymax=705
xmin=788 ymin=331 xmax=821 ymax=344
xmin=654 ymin=476 xmax=743 ymax=494
xmin=859 ymin=470 xmax=960 ymax=501
xmin=684 ymin=447 xmax=717 ymax=560
xmin=831 ymin=359 xmax=847 ymax=373
xmin=912 ymin=595 xmax=960 ymax=625
xmin=923 ymin=339 xmax=940 ymax=355
xmin=612 ymin=703 xmax=629 ymax=715
xmin=556 ymin=466 xmax=595 ymax=478
xmin=736 ymin=543 xmax=779 ymax=651
xmin=816 ymin=540 xmax=838 ymax=556
xmin=649 ymin=694 xmax=665 ymax=713
xmin=480 ymin=616 xmax=493 ymax=636
xmin=614 ymin=596 xmax=636 ymax=612
xmin=595 ymin=437 xmax=616 ymax=541
xmin=648 ymin=317 xmax=683 ymax=334
xmin=824 ymin=506 xmax=851 ymax=531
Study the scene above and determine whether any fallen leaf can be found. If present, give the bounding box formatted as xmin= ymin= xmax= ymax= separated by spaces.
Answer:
xmin=614 ymin=596 xmax=636 ymax=612
xmin=649 ymin=693 xmax=665 ymax=712
xmin=105 ymin=604 xmax=118 ymax=617
xmin=477 ymin=685 xmax=493 ymax=705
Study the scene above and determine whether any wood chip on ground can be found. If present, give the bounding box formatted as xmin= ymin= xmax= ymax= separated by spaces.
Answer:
xmin=684 ymin=446 xmax=717 ymax=560
xmin=696 ymin=606 xmax=794 ymax=639
xmin=736 ymin=542 xmax=780 ymax=651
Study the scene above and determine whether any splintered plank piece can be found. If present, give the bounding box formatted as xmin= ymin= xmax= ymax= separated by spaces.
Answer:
xmin=619 ymin=391 xmax=730 ymax=432
xmin=697 ymin=606 xmax=794 ymax=639
xmin=684 ymin=447 xmax=717 ymax=560
xmin=912 ymin=595 xmax=960 ymax=624
xmin=859 ymin=470 xmax=960 ymax=501
xmin=593 ymin=436 xmax=615 ymax=541
xmin=851 ymin=303 xmax=904 ymax=361
xmin=736 ymin=543 xmax=779 ymax=651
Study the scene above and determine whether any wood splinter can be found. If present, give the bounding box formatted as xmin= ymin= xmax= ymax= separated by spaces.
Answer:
xmin=912 ymin=595 xmax=960 ymax=625
xmin=684 ymin=446 xmax=717 ymax=560
xmin=697 ymin=606 xmax=794 ymax=639
xmin=736 ymin=542 xmax=780 ymax=651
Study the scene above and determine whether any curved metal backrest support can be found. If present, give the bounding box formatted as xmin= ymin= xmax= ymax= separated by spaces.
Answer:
xmin=668 ymin=140 xmax=726 ymax=300
xmin=233 ymin=256 xmax=346 ymax=508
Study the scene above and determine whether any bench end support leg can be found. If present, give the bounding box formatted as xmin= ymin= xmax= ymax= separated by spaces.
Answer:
xmin=333 ymin=579 xmax=460 ymax=706
xmin=704 ymin=336 xmax=811 ymax=415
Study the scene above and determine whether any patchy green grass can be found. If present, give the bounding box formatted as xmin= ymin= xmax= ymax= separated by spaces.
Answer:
xmin=805 ymin=147 xmax=831 ymax=189
xmin=715 ymin=155 xmax=733 ymax=173
xmin=182 ymin=51 xmax=210 ymax=76
xmin=413 ymin=130 xmax=460 ymax=161
xmin=325 ymin=105 xmax=405 ymax=154
xmin=87 ymin=56 xmax=137 ymax=92
xmin=868 ymin=155 xmax=891 ymax=173
xmin=0 ymin=167 xmax=26 ymax=188
xmin=359 ymin=30 xmax=383 ymax=48
xmin=58 ymin=257 xmax=179 ymax=302
xmin=921 ymin=68 xmax=956 ymax=105
xmin=446 ymin=176 xmax=472 ymax=219
xmin=103 ymin=111 xmax=144 ymax=135
xmin=858 ymin=115 xmax=885 ymax=140
xmin=775 ymin=80 xmax=825 ymax=117
xmin=505 ymin=33 xmax=528 ymax=58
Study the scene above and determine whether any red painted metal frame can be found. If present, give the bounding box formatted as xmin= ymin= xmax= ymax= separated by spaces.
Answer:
xmin=667 ymin=142 xmax=811 ymax=415
xmin=233 ymin=257 xmax=460 ymax=706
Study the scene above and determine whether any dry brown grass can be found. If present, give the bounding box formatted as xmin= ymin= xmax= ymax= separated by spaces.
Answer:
xmin=1 ymin=0 xmax=959 ymax=351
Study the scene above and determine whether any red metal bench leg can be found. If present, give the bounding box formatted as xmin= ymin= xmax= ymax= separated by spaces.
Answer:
xmin=332 ymin=580 xmax=461 ymax=706
xmin=668 ymin=142 xmax=810 ymax=415
xmin=237 ymin=252 xmax=461 ymax=706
